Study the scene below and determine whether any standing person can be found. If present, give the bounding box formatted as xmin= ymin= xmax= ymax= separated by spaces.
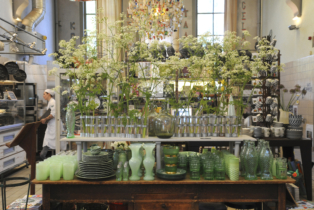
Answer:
xmin=40 ymin=89 xmax=56 ymax=160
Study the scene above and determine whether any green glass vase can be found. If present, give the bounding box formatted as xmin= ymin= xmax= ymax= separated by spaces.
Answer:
xmin=244 ymin=141 xmax=258 ymax=180
xmin=143 ymin=143 xmax=156 ymax=181
xmin=129 ymin=144 xmax=142 ymax=181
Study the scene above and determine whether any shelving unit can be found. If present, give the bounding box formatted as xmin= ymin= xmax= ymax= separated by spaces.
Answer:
xmin=60 ymin=135 xmax=256 ymax=170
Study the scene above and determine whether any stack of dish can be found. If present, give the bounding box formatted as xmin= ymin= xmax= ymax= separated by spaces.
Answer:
xmin=287 ymin=128 xmax=303 ymax=140
xmin=76 ymin=151 xmax=115 ymax=180
xmin=101 ymin=149 xmax=113 ymax=160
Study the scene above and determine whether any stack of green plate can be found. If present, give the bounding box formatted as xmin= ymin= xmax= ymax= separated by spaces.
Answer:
xmin=82 ymin=151 xmax=110 ymax=162
xmin=76 ymin=160 xmax=114 ymax=179
xmin=76 ymin=151 xmax=114 ymax=180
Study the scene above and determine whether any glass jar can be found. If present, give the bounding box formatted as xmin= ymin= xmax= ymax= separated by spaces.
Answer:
xmin=189 ymin=159 xmax=200 ymax=180
xmin=96 ymin=116 xmax=102 ymax=137
xmin=154 ymin=103 xmax=175 ymax=139
xmin=244 ymin=141 xmax=258 ymax=180
xmin=148 ymin=105 xmax=158 ymax=137
xmin=232 ymin=125 xmax=238 ymax=137
xmin=177 ymin=125 xmax=183 ymax=137
xmin=104 ymin=116 xmax=109 ymax=137
xmin=200 ymin=117 xmax=207 ymax=137
xmin=219 ymin=116 xmax=225 ymax=124
xmin=276 ymin=157 xmax=287 ymax=179
xmin=195 ymin=123 xmax=201 ymax=137
xmin=80 ymin=115 xmax=86 ymax=137
xmin=179 ymin=116 xmax=185 ymax=125
xmin=218 ymin=124 xmax=225 ymax=137
xmin=225 ymin=124 xmax=232 ymax=137
xmin=85 ymin=116 xmax=91 ymax=137
xmin=207 ymin=123 xmax=213 ymax=137
xmin=214 ymin=158 xmax=225 ymax=180
xmin=213 ymin=124 xmax=219 ymax=137
xmin=178 ymin=153 xmax=188 ymax=170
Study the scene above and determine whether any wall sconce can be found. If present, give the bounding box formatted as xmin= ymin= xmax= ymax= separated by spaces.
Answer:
xmin=286 ymin=0 xmax=302 ymax=19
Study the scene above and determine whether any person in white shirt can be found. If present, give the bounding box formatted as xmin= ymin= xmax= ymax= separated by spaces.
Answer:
xmin=40 ymin=89 xmax=56 ymax=160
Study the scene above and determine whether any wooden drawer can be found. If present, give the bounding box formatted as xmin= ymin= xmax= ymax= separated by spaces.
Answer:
xmin=134 ymin=203 xmax=195 ymax=210
xmin=0 ymin=145 xmax=23 ymax=158
xmin=0 ymin=151 xmax=26 ymax=172
xmin=0 ymin=129 xmax=21 ymax=146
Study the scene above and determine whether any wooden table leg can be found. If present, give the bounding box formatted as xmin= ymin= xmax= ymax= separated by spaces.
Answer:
xmin=128 ymin=202 xmax=134 ymax=210
xmin=234 ymin=141 xmax=241 ymax=158
xmin=278 ymin=184 xmax=286 ymax=210
xmin=300 ymin=144 xmax=312 ymax=200
xmin=43 ymin=185 xmax=50 ymax=210
xmin=76 ymin=142 xmax=82 ymax=161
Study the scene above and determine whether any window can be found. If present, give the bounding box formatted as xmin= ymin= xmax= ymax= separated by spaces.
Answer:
xmin=84 ymin=1 xmax=97 ymax=55
xmin=84 ymin=1 xmax=96 ymax=35
xmin=197 ymin=0 xmax=225 ymax=42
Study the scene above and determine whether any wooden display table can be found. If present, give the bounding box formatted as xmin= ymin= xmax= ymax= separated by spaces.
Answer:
xmin=33 ymin=176 xmax=295 ymax=210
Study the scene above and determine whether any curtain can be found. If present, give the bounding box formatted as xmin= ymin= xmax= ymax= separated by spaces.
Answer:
xmin=224 ymin=0 xmax=238 ymax=32
xmin=97 ymin=0 xmax=122 ymax=149
xmin=97 ymin=0 xmax=122 ymax=58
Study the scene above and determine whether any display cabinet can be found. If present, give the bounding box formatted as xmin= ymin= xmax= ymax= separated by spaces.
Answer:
xmin=0 ymin=99 xmax=26 ymax=174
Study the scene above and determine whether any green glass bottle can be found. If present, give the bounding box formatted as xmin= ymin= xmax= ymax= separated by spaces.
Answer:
xmin=245 ymin=141 xmax=258 ymax=180
xmin=260 ymin=141 xmax=273 ymax=180
xmin=155 ymin=103 xmax=175 ymax=139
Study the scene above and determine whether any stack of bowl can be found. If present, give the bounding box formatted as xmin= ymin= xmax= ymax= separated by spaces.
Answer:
xmin=163 ymin=146 xmax=179 ymax=174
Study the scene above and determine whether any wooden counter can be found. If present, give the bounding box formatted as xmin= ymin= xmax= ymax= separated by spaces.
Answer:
xmin=33 ymin=176 xmax=295 ymax=210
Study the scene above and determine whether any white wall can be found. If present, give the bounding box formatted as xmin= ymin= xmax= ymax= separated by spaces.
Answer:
xmin=0 ymin=0 xmax=55 ymax=65
xmin=262 ymin=0 xmax=314 ymax=64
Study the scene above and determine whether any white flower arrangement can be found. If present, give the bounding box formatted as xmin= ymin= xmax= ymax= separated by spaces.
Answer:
xmin=111 ymin=141 xmax=129 ymax=150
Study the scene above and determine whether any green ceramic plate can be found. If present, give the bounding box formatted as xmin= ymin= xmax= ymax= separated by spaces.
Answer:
xmin=75 ymin=171 xmax=115 ymax=180
xmin=156 ymin=169 xmax=187 ymax=180
xmin=83 ymin=151 xmax=108 ymax=157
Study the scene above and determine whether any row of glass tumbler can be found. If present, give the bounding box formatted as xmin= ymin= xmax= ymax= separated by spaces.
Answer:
xmin=148 ymin=106 xmax=241 ymax=138
xmin=178 ymin=151 xmax=238 ymax=180
xmin=240 ymin=140 xmax=287 ymax=180
xmin=80 ymin=115 xmax=147 ymax=138
xmin=36 ymin=155 xmax=77 ymax=181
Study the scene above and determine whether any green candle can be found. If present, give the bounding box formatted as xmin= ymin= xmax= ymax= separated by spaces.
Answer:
xmin=229 ymin=158 xmax=239 ymax=181
xmin=50 ymin=162 xmax=62 ymax=181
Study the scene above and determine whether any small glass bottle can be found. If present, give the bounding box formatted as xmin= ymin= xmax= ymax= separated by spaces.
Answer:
xmin=260 ymin=141 xmax=273 ymax=180
xmin=104 ymin=116 xmax=109 ymax=137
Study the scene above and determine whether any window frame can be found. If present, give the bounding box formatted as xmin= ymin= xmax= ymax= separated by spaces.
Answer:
xmin=196 ymin=0 xmax=225 ymax=40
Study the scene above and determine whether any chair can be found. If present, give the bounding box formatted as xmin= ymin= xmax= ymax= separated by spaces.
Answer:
xmin=224 ymin=202 xmax=261 ymax=210
xmin=1 ymin=175 xmax=31 ymax=210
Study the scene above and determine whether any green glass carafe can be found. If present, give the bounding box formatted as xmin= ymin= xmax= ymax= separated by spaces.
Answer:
xmin=240 ymin=140 xmax=248 ymax=177
xmin=259 ymin=141 xmax=273 ymax=180
xmin=244 ymin=141 xmax=258 ymax=180
xmin=148 ymin=105 xmax=158 ymax=136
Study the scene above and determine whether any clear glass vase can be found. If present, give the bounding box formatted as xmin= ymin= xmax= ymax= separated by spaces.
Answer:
xmin=244 ymin=141 xmax=258 ymax=180
xmin=256 ymin=139 xmax=264 ymax=176
xmin=240 ymin=140 xmax=249 ymax=177
xmin=260 ymin=141 xmax=273 ymax=180
xmin=154 ymin=103 xmax=175 ymax=139
xmin=66 ymin=104 xmax=75 ymax=138
xmin=80 ymin=115 xmax=86 ymax=137
xmin=148 ymin=105 xmax=158 ymax=137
